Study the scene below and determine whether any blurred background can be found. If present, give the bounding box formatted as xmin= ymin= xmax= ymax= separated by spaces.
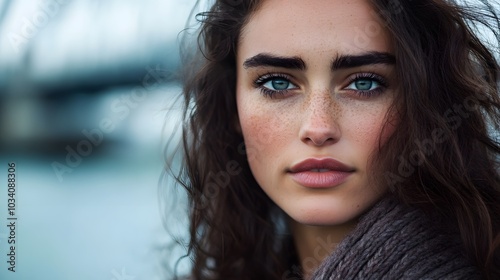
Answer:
xmin=0 ymin=0 xmax=200 ymax=279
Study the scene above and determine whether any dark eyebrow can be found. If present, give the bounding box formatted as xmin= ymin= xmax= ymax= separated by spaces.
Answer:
xmin=242 ymin=51 xmax=395 ymax=71
xmin=243 ymin=53 xmax=306 ymax=70
xmin=331 ymin=52 xmax=396 ymax=70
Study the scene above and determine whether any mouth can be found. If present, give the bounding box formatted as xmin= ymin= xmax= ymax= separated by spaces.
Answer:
xmin=309 ymin=169 xmax=331 ymax=172
xmin=288 ymin=158 xmax=355 ymax=173
xmin=287 ymin=158 xmax=355 ymax=188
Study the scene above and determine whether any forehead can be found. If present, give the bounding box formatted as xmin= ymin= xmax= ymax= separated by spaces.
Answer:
xmin=238 ymin=0 xmax=393 ymax=59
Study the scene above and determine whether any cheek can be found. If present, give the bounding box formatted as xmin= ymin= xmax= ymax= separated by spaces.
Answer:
xmin=238 ymin=109 xmax=290 ymax=165
xmin=342 ymin=101 xmax=394 ymax=159
xmin=238 ymin=114 xmax=276 ymax=188
xmin=237 ymin=94 xmax=296 ymax=174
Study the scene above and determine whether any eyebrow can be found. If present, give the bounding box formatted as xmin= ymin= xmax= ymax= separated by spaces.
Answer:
xmin=243 ymin=53 xmax=306 ymax=70
xmin=332 ymin=52 xmax=396 ymax=70
xmin=242 ymin=51 xmax=395 ymax=71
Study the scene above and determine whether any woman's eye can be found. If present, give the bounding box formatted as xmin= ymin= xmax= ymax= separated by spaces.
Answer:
xmin=262 ymin=78 xmax=296 ymax=91
xmin=343 ymin=74 xmax=388 ymax=98
xmin=346 ymin=78 xmax=381 ymax=91
xmin=254 ymin=74 xmax=298 ymax=98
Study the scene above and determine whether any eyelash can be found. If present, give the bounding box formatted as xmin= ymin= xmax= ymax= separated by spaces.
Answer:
xmin=253 ymin=72 xmax=388 ymax=99
xmin=345 ymin=73 xmax=388 ymax=98
xmin=253 ymin=73 xmax=295 ymax=98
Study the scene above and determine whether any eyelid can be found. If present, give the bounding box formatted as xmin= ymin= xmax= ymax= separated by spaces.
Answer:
xmin=253 ymin=72 xmax=299 ymax=98
xmin=343 ymin=72 xmax=388 ymax=88
xmin=253 ymin=72 xmax=297 ymax=87
xmin=340 ymin=72 xmax=389 ymax=99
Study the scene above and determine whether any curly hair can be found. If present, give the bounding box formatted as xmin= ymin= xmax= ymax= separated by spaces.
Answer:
xmin=169 ymin=0 xmax=500 ymax=279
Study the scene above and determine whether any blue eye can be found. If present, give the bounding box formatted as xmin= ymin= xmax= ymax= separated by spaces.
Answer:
xmin=254 ymin=74 xmax=298 ymax=98
xmin=350 ymin=79 xmax=377 ymax=90
xmin=345 ymin=73 xmax=387 ymax=97
xmin=346 ymin=78 xmax=380 ymax=91
xmin=262 ymin=78 xmax=295 ymax=91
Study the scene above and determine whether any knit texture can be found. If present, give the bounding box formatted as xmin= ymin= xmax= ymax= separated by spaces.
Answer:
xmin=310 ymin=196 xmax=481 ymax=279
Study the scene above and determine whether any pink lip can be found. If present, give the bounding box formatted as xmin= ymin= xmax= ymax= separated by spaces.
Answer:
xmin=288 ymin=158 xmax=355 ymax=188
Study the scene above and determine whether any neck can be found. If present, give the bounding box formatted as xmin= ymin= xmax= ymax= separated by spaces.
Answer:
xmin=289 ymin=218 xmax=358 ymax=279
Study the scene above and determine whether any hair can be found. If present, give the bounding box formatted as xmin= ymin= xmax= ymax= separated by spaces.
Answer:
xmin=169 ymin=0 xmax=500 ymax=279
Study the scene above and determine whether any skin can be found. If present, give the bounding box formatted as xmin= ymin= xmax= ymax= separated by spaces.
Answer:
xmin=236 ymin=0 xmax=397 ymax=277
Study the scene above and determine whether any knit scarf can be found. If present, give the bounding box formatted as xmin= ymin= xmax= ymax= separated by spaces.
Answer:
xmin=310 ymin=196 xmax=481 ymax=279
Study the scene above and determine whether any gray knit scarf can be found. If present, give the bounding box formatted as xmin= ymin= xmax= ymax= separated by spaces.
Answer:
xmin=310 ymin=196 xmax=481 ymax=279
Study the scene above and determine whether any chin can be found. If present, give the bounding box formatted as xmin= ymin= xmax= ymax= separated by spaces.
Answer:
xmin=287 ymin=204 xmax=357 ymax=227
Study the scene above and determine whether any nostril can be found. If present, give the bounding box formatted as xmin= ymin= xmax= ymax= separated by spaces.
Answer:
xmin=306 ymin=136 xmax=336 ymax=146
xmin=299 ymin=120 xmax=341 ymax=146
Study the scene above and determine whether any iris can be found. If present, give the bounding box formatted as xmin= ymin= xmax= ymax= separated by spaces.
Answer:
xmin=271 ymin=79 xmax=290 ymax=90
xmin=355 ymin=79 xmax=373 ymax=90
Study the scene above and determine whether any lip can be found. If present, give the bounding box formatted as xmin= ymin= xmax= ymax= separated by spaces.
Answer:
xmin=288 ymin=158 xmax=355 ymax=188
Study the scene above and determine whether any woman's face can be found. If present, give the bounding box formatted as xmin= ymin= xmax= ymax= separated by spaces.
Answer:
xmin=236 ymin=0 xmax=397 ymax=226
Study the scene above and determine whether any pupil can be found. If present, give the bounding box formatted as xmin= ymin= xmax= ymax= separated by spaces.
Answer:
xmin=272 ymin=79 xmax=289 ymax=90
xmin=355 ymin=80 xmax=372 ymax=90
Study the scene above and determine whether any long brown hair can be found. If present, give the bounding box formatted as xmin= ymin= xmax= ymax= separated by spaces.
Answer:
xmin=169 ymin=0 xmax=500 ymax=279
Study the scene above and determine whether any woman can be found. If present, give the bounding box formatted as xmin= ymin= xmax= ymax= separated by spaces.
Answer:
xmin=170 ymin=0 xmax=500 ymax=279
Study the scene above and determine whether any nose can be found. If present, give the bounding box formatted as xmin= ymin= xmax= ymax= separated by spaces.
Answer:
xmin=299 ymin=92 xmax=341 ymax=146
